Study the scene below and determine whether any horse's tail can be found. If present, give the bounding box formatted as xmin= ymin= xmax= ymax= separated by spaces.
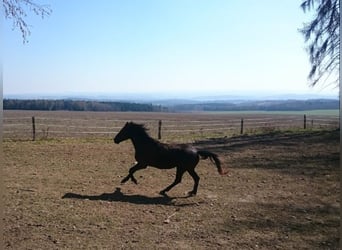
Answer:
xmin=198 ymin=150 xmax=228 ymax=175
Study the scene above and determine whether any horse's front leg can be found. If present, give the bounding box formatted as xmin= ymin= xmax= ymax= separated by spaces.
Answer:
xmin=121 ymin=162 xmax=147 ymax=184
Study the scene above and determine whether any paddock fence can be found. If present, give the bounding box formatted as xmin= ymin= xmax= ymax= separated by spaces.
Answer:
xmin=3 ymin=112 xmax=339 ymax=142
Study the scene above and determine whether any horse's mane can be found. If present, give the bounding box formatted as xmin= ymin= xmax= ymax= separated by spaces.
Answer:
xmin=129 ymin=122 xmax=151 ymax=138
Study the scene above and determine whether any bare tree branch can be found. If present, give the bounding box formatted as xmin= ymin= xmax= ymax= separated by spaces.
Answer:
xmin=300 ymin=0 xmax=340 ymax=88
xmin=3 ymin=0 xmax=52 ymax=43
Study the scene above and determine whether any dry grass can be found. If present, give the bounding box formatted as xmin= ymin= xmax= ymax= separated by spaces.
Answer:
xmin=3 ymin=110 xmax=339 ymax=142
xmin=3 ymin=111 xmax=340 ymax=249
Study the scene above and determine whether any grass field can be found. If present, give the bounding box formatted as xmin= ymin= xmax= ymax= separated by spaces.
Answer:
xmin=3 ymin=111 xmax=340 ymax=249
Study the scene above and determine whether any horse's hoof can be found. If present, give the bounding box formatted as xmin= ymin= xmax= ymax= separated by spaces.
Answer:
xmin=131 ymin=177 xmax=138 ymax=184
xmin=159 ymin=190 xmax=167 ymax=196
xmin=188 ymin=191 xmax=196 ymax=197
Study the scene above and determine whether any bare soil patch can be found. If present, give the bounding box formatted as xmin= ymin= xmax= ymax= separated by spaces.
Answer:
xmin=3 ymin=127 xmax=339 ymax=249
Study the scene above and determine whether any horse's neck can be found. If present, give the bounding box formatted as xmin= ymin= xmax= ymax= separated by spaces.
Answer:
xmin=130 ymin=135 xmax=157 ymax=151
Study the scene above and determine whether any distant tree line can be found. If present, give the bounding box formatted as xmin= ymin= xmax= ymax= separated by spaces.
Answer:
xmin=3 ymin=99 xmax=163 ymax=112
xmin=170 ymin=99 xmax=339 ymax=112
xmin=4 ymin=98 xmax=338 ymax=112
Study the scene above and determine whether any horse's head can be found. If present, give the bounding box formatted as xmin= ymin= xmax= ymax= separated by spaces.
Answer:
xmin=114 ymin=122 xmax=148 ymax=144
xmin=114 ymin=122 xmax=132 ymax=144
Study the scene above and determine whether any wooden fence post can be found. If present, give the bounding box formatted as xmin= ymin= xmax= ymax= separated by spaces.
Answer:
xmin=304 ymin=114 xmax=307 ymax=129
xmin=240 ymin=118 xmax=244 ymax=134
xmin=158 ymin=120 xmax=162 ymax=139
xmin=32 ymin=116 xmax=36 ymax=141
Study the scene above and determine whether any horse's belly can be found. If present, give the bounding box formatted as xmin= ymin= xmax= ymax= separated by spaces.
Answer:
xmin=150 ymin=163 xmax=175 ymax=169
xmin=135 ymin=146 xmax=199 ymax=169
xmin=152 ymin=152 xmax=198 ymax=169
xmin=146 ymin=156 xmax=176 ymax=169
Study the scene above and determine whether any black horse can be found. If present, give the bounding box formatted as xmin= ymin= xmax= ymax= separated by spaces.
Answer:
xmin=114 ymin=122 xmax=227 ymax=196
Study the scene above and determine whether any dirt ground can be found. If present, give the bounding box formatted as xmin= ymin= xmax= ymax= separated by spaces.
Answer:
xmin=3 ymin=128 xmax=340 ymax=249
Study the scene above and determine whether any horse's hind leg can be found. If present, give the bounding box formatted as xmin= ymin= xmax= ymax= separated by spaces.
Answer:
xmin=187 ymin=168 xmax=200 ymax=196
xmin=121 ymin=162 xmax=147 ymax=184
xmin=159 ymin=167 xmax=185 ymax=196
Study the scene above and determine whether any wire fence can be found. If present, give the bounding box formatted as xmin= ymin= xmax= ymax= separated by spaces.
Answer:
xmin=3 ymin=112 xmax=339 ymax=142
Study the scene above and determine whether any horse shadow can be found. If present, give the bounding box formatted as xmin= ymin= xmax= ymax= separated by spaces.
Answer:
xmin=62 ymin=187 xmax=197 ymax=207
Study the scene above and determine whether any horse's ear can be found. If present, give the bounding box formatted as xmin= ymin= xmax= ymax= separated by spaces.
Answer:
xmin=125 ymin=121 xmax=133 ymax=127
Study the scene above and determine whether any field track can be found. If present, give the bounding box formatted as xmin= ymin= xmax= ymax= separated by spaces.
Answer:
xmin=3 ymin=111 xmax=340 ymax=249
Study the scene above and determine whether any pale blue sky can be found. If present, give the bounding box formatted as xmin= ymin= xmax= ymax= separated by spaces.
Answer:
xmin=3 ymin=1 xmax=338 ymax=98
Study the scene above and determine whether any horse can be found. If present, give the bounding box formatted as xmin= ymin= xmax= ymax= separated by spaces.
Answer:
xmin=114 ymin=122 xmax=227 ymax=196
